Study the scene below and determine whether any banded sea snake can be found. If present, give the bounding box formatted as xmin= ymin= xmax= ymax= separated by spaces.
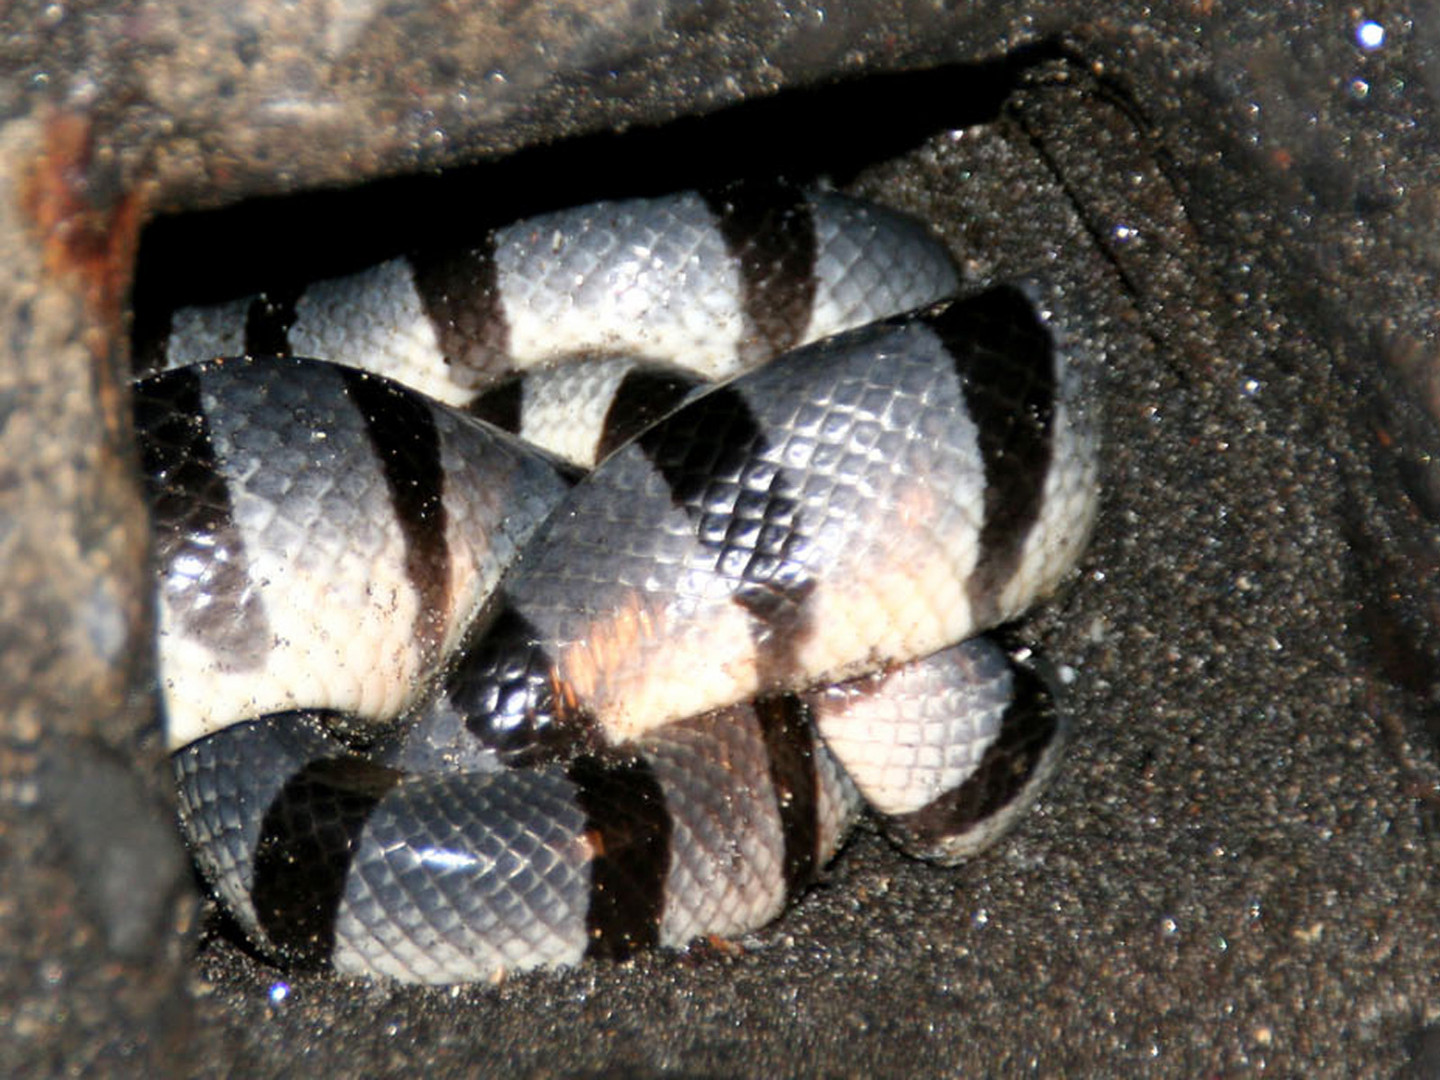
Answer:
xmin=137 ymin=181 xmax=1101 ymax=984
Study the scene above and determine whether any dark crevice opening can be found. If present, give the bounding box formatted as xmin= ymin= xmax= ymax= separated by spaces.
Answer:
xmin=130 ymin=44 xmax=1065 ymax=351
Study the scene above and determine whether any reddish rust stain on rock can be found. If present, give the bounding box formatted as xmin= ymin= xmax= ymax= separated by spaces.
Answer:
xmin=20 ymin=110 xmax=145 ymax=346
xmin=19 ymin=110 xmax=149 ymax=436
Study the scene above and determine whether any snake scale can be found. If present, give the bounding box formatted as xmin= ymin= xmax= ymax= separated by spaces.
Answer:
xmin=137 ymin=181 xmax=1101 ymax=984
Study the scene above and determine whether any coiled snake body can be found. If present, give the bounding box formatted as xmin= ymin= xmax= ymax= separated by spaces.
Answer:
xmin=139 ymin=182 xmax=1100 ymax=984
